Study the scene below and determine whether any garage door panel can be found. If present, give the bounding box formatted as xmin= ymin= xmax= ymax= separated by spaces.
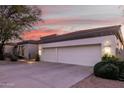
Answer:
xmin=42 ymin=48 xmax=57 ymax=62
xmin=58 ymin=45 xmax=101 ymax=66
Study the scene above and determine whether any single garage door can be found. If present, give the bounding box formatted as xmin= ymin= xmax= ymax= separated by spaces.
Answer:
xmin=42 ymin=45 xmax=101 ymax=66
xmin=41 ymin=48 xmax=57 ymax=62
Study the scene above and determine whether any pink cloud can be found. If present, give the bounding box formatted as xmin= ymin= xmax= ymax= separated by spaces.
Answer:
xmin=22 ymin=27 xmax=65 ymax=40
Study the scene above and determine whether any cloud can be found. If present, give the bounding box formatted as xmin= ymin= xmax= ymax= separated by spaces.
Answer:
xmin=33 ymin=17 xmax=124 ymax=29
xmin=22 ymin=27 xmax=65 ymax=40
xmin=22 ymin=17 xmax=124 ymax=40
xmin=22 ymin=5 xmax=124 ymax=40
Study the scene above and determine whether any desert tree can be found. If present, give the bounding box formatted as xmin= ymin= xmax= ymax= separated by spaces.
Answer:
xmin=0 ymin=5 xmax=42 ymax=60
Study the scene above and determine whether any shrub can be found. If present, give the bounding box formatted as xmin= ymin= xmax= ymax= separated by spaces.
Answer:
xmin=102 ymin=54 xmax=119 ymax=62
xmin=0 ymin=53 xmax=5 ymax=60
xmin=4 ymin=53 xmax=11 ymax=58
xmin=10 ymin=55 xmax=18 ymax=61
xmin=113 ymin=61 xmax=124 ymax=74
xmin=35 ymin=54 xmax=40 ymax=61
xmin=94 ymin=62 xmax=107 ymax=74
xmin=94 ymin=62 xmax=119 ymax=80
xmin=101 ymin=54 xmax=124 ymax=76
xmin=17 ymin=55 xmax=25 ymax=59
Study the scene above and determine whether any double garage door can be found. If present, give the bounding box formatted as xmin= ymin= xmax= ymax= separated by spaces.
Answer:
xmin=41 ymin=45 xmax=101 ymax=66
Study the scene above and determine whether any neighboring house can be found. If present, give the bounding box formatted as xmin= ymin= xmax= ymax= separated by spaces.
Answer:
xmin=38 ymin=25 xmax=124 ymax=66
xmin=16 ymin=40 xmax=39 ymax=59
xmin=4 ymin=43 xmax=15 ymax=54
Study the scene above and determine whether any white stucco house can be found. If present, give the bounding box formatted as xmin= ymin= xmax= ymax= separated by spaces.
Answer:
xmin=38 ymin=25 xmax=124 ymax=66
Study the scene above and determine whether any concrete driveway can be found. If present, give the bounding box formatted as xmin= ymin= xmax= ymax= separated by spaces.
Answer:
xmin=0 ymin=62 xmax=93 ymax=88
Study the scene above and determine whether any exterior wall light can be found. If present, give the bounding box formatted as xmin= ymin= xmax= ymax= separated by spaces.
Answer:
xmin=103 ymin=46 xmax=111 ymax=55
xmin=38 ymin=45 xmax=42 ymax=56
xmin=103 ymin=40 xmax=112 ymax=55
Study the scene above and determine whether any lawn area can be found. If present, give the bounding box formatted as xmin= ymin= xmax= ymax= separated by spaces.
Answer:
xmin=71 ymin=74 xmax=124 ymax=88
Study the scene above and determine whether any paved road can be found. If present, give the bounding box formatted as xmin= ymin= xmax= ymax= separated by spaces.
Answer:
xmin=0 ymin=62 xmax=93 ymax=88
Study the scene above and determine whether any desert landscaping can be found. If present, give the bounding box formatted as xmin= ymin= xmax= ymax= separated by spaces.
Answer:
xmin=72 ymin=74 xmax=124 ymax=88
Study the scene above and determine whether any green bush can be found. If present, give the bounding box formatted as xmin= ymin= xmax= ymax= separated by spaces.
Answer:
xmin=35 ymin=54 xmax=40 ymax=61
xmin=94 ymin=62 xmax=119 ymax=80
xmin=4 ymin=53 xmax=11 ymax=58
xmin=17 ymin=55 xmax=25 ymax=59
xmin=113 ymin=61 xmax=124 ymax=73
xmin=10 ymin=55 xmax=18 ymax=61
xmin=102 ymin=54 xmax=119 ymax=62
xmin=94 ymin=62 xmax=107 ymax=74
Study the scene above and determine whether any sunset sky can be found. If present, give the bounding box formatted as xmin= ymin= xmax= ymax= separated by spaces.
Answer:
xmin=23 ymin=5 xmax=124 ymax=40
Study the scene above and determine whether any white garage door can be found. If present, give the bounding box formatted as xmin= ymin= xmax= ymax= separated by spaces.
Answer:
xmin=42 ymin=45 xmax=101 ymax=66
xmin=41 ymin=48 xmax=57 ymax=62
xmin=57 ymin=45 xmax=101 ymax=66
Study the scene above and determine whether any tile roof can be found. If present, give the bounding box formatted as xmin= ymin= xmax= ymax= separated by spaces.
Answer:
xmin=17 ymin=25 xmax=124 ymax=46
xmin=40 ymin=25 xmax=124 ymax=45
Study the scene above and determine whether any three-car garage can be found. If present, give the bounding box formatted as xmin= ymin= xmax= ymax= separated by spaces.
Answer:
xmin=41 ymin=44 xmax=101 ymax=66
xmin=39 ymin=25 xmax=123 ymax=66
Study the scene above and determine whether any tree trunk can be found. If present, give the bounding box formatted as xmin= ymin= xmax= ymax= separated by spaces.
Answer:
xmin=0 ymin=44 xmax=5 ymax=60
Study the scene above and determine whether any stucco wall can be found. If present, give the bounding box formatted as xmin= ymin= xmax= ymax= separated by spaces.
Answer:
xmin=17 ymin=44 xmax=38 ymax=59
xmin=39 ymin=35 xmax=121 ymax=65
xmin=24 ymin=44 xmax=38 ymax=59
xmin=115 ymin=38 xmax=124 ymax=60
xmin=40 ymin=35 xmax=117 ymax=56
